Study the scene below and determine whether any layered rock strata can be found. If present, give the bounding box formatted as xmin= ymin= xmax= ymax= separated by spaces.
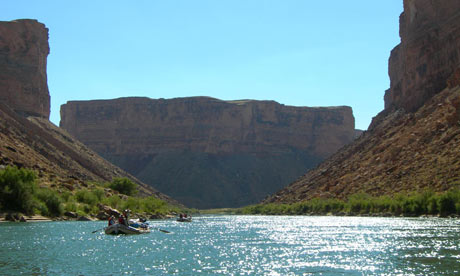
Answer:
xmin=60 ymin=97 xmax=356 ymax=208
xmin=0 ymin=19 xmax=50 ymax=118
xmin=384 ymin=0 xmax=460 ymax=113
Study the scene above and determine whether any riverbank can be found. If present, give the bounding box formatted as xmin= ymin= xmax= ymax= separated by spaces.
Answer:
xmin=237 ymin=188 xmax=460 ymax=218
xmin=0 ymin=213 xmax=52 ymax=222
xmin=0 ymin=166 xmax=192 ymax=222
xmin=0 ymin=210 xmax=178 ymax=223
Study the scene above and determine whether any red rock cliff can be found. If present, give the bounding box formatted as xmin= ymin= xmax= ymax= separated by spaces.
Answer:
xmin=384 ymin=0 xmax=460 ymax=113
xmin=60 ymin=97 xmax=355 ymax=159
xmin=0 ymin=19 xmax=50 ymax=118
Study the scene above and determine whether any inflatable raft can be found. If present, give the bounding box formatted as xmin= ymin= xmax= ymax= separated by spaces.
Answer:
xmin=104 ymin=224 xmax=150 ymax=235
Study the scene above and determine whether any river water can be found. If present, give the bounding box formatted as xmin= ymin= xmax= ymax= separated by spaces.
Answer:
xmin=0 ymin=215 xmax=459 ymax=275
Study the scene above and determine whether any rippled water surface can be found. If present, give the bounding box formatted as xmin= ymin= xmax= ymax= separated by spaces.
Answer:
xmin=0 ymin=216 xmax=459 ymax=275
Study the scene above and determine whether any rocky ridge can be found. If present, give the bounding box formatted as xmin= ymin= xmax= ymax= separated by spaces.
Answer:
xmin=265 ymin=0 xmax=460 ymax=204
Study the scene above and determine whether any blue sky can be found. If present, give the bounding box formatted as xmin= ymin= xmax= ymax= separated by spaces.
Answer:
xmin=3 ymin=0 xmax=403 ymax=130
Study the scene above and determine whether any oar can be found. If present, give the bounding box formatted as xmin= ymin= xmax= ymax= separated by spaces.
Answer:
xmin=91 ymin=227 xmax=105 ymax=233
xmin=149 ymin=226 xmax=170 ymax=233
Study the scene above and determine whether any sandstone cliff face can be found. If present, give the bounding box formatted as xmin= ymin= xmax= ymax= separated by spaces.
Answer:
xmin=384 ymin=0 xmax=460 ymax=113
xmin=60 ymin=97 xmax=356 ymax=208
xmin=266 ymin=0 xmax=460 ymax=204
xmin=61 ymin=97 xmax=354 ymax=158
xmin=0 ymin=19 xmax=50 ymax=118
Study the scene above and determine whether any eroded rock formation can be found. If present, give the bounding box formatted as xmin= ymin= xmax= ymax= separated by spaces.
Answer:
xmin=60 ymin=97 xmax=356 ymax=208
xmin=0 ymin=19 xmax=50 ymax=118
xmin=384 ymin=0 xmax=460 ymax=113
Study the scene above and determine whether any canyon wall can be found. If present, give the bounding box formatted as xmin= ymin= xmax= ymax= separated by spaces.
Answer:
xmin=0 ymin=19 xmax=50 ymax=118
xmin=60 ymin=97 xmax=356 ymax=208
xmin=384 ymin=0 xmax=460 ymax=113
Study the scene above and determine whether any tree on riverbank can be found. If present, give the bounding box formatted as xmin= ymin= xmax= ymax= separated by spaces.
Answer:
xmin=0 ymin=166 xmax=37 ymax=214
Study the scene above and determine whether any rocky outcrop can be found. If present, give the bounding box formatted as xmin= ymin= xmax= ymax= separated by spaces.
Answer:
xmin=384 ymin=0 xmax=460 ymax=113
xmin=60 ymin=97 xmax=356 ymax=208
xmin=265 ymin=0 xmax=460 ymax=204
xmin=0 ymin=19 xmax=50 ymax=118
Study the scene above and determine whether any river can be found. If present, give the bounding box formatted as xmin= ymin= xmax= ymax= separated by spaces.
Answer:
xmin=0 ymin=215 xmax=459 ymax=275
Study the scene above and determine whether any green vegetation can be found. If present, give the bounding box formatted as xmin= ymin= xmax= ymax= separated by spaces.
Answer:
xmin=238 ymin=189 xmax=460 ymax=217
xmin=108 ymin=177 xmax=138 ymax=196
xmin=200 ymin=208 xmax=237 ymax=215
xmin=0 ymin=166 xmax=183 ymax=218
xmin=0 ymin=165 xmax=37 ymax=214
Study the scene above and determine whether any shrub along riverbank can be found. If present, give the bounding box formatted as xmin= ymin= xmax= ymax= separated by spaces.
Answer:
xmin=238 ymin=189 xmax=460 ymax=217
xmin=0 ymin=166 xmax=186 ymax=219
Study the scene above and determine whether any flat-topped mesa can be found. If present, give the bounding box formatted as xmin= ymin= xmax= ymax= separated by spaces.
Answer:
xmin=0 ymin=19 xmax=50 ymax=118
xmin=384 ymin=0 xmax=460 ymax=113
xmin=60 ymin=96 xmax=355 ymax=159
xmin=60 ymin=96 xmax=356 ymax=208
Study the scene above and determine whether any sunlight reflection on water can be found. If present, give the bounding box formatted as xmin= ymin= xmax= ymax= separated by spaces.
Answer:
xmin=0 ymin=216 xmax=459 ymax=275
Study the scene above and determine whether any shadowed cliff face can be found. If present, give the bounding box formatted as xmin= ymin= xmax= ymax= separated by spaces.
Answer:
xmin=0 ymin=19 xmax=50 ymax=118
xmin=384 ymin=0 xmax=460 ymax=113
xmin=60 ymin=97 xmax=356 ymax=208
xmin=266 ymin=0 xmax=460 ymax=204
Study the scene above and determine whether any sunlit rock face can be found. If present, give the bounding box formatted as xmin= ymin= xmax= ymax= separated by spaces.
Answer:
xmin=384 ymin=0 xmax=460 ymax=113
xmin=0 ymin=19 xmax=50 ymax=118
xmin=60 ymin=97 xmax=356 ymax=208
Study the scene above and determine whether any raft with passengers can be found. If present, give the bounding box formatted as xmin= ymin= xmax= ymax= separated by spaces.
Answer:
xmin=176 ymin=213 xmax=192 ymax=222
xmin=105 ymin=210 xmax=151 ymax=235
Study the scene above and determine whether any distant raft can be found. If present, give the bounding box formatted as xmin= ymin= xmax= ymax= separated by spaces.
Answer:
xmin=104 ymin=224 xmax=151 ymax=235
xmin=176 ymin=217 xmax=192 ymax=222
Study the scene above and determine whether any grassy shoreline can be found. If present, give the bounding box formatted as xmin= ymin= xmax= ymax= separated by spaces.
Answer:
xmin=236 ymin=189 xmax=460 ymax=217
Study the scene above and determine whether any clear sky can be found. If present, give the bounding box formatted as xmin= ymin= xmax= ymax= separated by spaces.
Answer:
xmin=3 ymin=0 xmax=403 ymax=130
